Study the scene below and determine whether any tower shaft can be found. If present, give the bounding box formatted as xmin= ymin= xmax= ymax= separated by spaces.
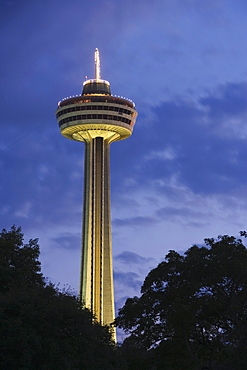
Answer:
xmin=81 ymin=137 xmax=114 ymax=325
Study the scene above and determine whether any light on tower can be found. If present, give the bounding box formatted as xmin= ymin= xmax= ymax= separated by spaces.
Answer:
xmin=55 ymin=49 xmax=138 ymax=340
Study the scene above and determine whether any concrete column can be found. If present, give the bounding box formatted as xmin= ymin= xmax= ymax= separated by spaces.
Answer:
xmin=80 ymin=137 xmax=115 ymax=331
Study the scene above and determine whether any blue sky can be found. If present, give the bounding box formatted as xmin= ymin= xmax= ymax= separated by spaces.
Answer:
xmin=1 ymin=0 xmax=247 ymax=325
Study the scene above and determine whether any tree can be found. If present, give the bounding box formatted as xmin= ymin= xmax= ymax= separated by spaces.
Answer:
xmin=116 ymin=234 xmax=247 ymax=369
xmin=0 ymin=226 xmax=124 ymax=369
xmin=0 ymin=225 xmax=44 ymax=292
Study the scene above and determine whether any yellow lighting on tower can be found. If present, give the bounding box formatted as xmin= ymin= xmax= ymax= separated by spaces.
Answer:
xmin=55 ymin=49 xmax=138 ymax=341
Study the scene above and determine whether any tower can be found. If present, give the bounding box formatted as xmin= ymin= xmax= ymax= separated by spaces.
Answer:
xmin=55 ymin=50 xmax=138 ymax=330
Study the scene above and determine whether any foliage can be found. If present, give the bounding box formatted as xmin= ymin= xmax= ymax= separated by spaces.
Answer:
xmin=116 ymin=234 xmax=247 ymax=369
xmin=0 ymin=226 xmax=123 ymax=370
xmin=0 ymin=225 xmax=43 ymax=292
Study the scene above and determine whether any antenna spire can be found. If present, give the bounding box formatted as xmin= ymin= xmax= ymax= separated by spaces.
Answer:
xmin=95 ymin=48 xmax=101 ymax=80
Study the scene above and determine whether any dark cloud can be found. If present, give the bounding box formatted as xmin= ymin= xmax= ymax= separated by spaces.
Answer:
xmin=0 ymin=125 xmax=84 ymax=232
xmin=156 ymin=206 xmax=205 ymax=222
xmin=201 ymin=83 xmax=247 ymax=119
xmin=111 ymin=81 xmax=247 ymax=198
xmin=51 ymin=233 xmax=81 ymax=250
xmin=114 ymin=271 xmax=142 ymax=291
xmin=115 ymin=251 xmax=153 ymax=265
xmin=113 ymin=216 xmax=157 ymax=228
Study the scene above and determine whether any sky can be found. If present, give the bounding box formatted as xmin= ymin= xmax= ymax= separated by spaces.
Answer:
xmin=1 ymin=0 xmax=247 ymax=337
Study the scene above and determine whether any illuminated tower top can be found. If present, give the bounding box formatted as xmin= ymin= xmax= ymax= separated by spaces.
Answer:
xmin=56 ymin=49 xmax=137 ymax=144
xmin=82 ymin=48 xmax=111 ymax=96
xmin=95 ymin=48 xmax=101 ymax=80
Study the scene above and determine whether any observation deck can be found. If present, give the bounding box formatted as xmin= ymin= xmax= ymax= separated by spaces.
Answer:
xmin=56 ymin=70 xmax=137 ymax=144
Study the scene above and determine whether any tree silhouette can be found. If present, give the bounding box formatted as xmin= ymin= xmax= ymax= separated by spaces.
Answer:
xmin=0 ymin=226 xmax=123 ymax=369
xmin=116 ymin=234 xmax=247 ymax=369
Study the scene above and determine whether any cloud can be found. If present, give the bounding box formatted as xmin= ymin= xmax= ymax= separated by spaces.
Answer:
xmin=201 ymin=83 xmax=247 ymax=119
xmin=114 ymin=271 xmax=142 ymax=291
xmin=115 ymin=251 xmax=153 ymax=265
xmin=51 ymin=233 xmax=81 ymax=251
xmin=156 ymin=206 xmax=205 ymax=221
xmin=111 ymin=81 xmax=247 ymax=199
xmin=200 ymin=83 xmax=247 ymax=140
xmin=145 ymin=147 xmax=177 ymax=161
xmin=14 ymin=202 xmax=32 ymax=219
xmin=113 ymin=216 xmax=157 ymax=228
